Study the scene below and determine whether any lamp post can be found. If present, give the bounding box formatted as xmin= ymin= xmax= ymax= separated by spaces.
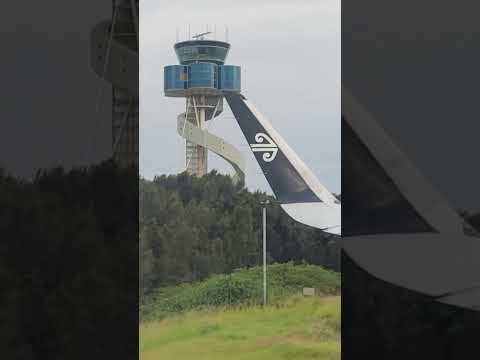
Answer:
xmin=260 ymin=199 xmax=270 ymax=306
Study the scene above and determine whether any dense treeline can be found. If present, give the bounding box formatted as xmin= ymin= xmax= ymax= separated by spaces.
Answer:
xmin=0 ymin=161 xmax=137 ymax=359
xmin=139 ymin=171 xmax=341 ymax=303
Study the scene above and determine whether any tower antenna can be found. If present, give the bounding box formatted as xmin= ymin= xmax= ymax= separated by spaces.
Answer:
xmin=192 ymin=31 xmax=211 ymax=40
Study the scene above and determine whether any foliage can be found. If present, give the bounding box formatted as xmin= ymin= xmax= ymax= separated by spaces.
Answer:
xmin=139 ymin=171 xmax=341 ymax=303
xmin=140 ymin=263 xmax=340 ymax=321
xmin=140 ymin=295 xmax=341 ymax=360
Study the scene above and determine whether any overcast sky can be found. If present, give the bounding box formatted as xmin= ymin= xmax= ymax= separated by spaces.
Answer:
xmin=0 ymin=3 xmax=111 ymax=178
xmin=140 ymin=0 xmax=341 ymax=194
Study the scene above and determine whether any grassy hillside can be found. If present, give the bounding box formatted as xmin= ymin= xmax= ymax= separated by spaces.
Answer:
xmin=140 ymin=264 xmax=340 ymax=359
xmin=140 ymin=295 xmax=340 ymax=360
xmin=140 ymin=263 xmax=340 ymax=321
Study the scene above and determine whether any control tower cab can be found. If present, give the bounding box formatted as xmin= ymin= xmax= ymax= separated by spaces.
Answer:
xmin=165 ymin=40 xmax=241 ymax=97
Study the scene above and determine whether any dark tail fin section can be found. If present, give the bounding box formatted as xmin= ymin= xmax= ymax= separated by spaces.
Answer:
xmin=225 ymin=92 xmax=336 ymax=205
xmin=225 ymin=92 xmax=341 ymax=234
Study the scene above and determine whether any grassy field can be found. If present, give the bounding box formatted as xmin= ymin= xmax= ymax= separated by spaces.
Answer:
xmin=140 ymin=295 xmax=340 ymax=360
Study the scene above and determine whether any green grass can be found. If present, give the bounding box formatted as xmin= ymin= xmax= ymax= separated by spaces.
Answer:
xmin=140 ymin=263 xmax=341 ymax=359
xmin=140 ymin=263 xmax=340 ymax=321
xmin=140 ymin=295 xmax=340 ymax=360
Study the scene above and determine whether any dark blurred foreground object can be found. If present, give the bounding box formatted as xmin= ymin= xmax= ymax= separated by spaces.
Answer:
xmin=0 ymin=161 xmax=138 ymax=358
xmin=342 ymin=252 xmax=480 ymax=359
xmin=0 ymin=0 xmax=139 ymax=358
xmin=341 ymin=90 xmax=480 ymax=358
xmin=91 ymin=0 xmax=139 ymax=168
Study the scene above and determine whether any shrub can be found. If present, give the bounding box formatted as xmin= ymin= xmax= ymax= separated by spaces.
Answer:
xmin=140 ymin=263 xmax=340 ymax=321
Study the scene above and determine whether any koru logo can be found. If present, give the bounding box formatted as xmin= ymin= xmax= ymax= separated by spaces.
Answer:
xmin=250 ymin=133 xmax=278 ymax=162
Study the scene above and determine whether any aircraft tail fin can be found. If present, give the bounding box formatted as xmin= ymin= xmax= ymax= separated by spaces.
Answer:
xmin=224 ymin=92 xmax=341 ymax=234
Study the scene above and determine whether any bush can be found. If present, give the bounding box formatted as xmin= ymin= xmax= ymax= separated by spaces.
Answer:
xmin=140 ymin=263 xmax=340 ymax=321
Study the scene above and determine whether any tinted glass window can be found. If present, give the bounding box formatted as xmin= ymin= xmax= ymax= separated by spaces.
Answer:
xmin=176 ymin=46 xmax=229 ymax=65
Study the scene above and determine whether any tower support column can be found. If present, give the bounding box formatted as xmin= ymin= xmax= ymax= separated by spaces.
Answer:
xmin=186 ymin=95 xmax=208 ymax=176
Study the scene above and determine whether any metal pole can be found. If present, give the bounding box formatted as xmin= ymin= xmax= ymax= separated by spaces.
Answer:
xmin=263 ymin=206 xmax=267 ymax=306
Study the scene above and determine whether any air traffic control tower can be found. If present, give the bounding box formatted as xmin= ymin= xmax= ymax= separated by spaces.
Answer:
xmin=164 ymin=33 xmax=245 ymax=183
